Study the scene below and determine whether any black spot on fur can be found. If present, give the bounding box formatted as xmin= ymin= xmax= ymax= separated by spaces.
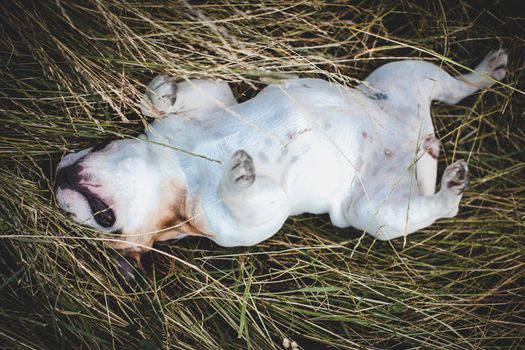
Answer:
xmin=369 ymin=92 xmax=388 ymax=100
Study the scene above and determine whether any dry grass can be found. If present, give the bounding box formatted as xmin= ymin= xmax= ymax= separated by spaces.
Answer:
xmin=0 ymin=1 xmax=524 ymax=349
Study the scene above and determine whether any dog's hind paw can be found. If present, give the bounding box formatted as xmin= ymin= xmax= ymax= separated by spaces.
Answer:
xmin=477 ymin=49 xmax=508 ymax=82
xmin=141 ymin=74 xmax=179 ymax=118
xmin=442 ymin=159 xmax=469 ymax=195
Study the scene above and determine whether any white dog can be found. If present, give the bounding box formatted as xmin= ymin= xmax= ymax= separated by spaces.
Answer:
xmin=56 ymin=50 xmax=507 ymax=267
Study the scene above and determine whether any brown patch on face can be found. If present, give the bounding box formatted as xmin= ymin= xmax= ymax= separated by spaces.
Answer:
xmin=153 ymin=177 xmax=214 ymax=243
xmin=106 ymin=177 xmax=213 ymax=252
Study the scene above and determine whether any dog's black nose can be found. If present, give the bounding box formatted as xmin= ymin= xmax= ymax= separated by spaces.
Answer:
xmin=56 ymin=166 xmax=68 ymax=189
xmin=56 ymin=162 xmax=83 ymax=190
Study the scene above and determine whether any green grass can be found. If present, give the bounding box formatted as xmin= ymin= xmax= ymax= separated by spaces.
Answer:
xmin=1 ymin=1 xmax=524 ymax=349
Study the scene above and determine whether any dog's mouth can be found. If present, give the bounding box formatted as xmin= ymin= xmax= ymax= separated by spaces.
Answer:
xmin=56 ymin=162 xmax=116 ymax=228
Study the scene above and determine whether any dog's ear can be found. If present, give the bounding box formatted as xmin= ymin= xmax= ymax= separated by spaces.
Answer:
xmin=113 ymin=251 xmax=148 ymax=291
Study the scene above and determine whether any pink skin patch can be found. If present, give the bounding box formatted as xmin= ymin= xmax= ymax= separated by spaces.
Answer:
xmin=422 ymin=134 xmax=440 ymax=159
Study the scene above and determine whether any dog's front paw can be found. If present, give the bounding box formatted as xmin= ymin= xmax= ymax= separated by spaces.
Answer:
xmin=442 ymin=159 xmax=469 ymax=195
xmin=140 ymin=74 xmax=179 ymax=118
xmin=229 ymin=150 xmax=256 ymax=189
xmin=220 ymin=150 xmax=256 ymax=195
xmin=477 ymin=49 xmax=508 ymax=82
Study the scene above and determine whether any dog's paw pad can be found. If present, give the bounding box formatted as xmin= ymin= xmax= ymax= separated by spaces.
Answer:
xmin=443 ymin=159 xmax=469 ymax=195
xmin=230 ymin=150 xmax=256 ymax=188
xmin=140 ymin=74 xmax=179 ymax=118
xmin=421 ymin=134 xmax=440 ymax=159
xmin=480 ymin=49 xmax=508 ymax=81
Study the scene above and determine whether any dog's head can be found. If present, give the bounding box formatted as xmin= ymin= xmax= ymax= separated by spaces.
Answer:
xmin=55 ymin=139 xmax=209 ymax=250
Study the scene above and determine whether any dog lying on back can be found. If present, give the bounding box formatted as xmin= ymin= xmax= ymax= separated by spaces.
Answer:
xmin=56 ymin=50 xmax=507 ymax=268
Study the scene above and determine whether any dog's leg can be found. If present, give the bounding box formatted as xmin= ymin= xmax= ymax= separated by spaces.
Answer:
xmin=363 ymin=49 xmax=507 ymax=109
xmin=363 ymin=50 xmax=506 ymax=198
xmin=346 ymin=160 xmax=469 ymax=240
xmin=219 ymin=150 xmax=290 ymax=246
xmin=140 ymin=75 xmax=237 ymax=118
xmin=411 ymin=50 xmax=506 ymax=195
xmin=416 ymin=134 xmax=440 ymax=195
xmin=429 ymin=49 xmax=508 ymax=104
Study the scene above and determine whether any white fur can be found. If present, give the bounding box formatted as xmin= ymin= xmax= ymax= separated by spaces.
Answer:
xmin=56 ymin=50 xmax=507 ymax=250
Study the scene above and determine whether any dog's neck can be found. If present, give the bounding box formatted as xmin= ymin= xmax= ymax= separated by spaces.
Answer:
xmin=144 ymin=135 xmax=213 ymax=241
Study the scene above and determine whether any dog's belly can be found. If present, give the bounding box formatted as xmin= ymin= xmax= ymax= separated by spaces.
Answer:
xmin=280 ymin=133 xmax=356 ymax=216
xmin=197 ymin=111 xmax=367 ymax=231
xmin=193 ymin=130 xmax=362 ymax=245
xmin=154 ymin=78 xmax=390 ymax=239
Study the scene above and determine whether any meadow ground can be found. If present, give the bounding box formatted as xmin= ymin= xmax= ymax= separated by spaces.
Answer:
xmin=0 ymin=1 xmax=524 ymax=349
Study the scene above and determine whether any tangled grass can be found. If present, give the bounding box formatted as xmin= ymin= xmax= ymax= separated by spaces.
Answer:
xmin=0 ymin=1 xmax=524 ymax=349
